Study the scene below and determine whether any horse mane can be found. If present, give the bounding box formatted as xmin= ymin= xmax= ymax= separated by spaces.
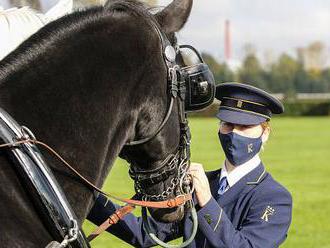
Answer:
xmin=0 ymin=0 xmax=157 ymax=84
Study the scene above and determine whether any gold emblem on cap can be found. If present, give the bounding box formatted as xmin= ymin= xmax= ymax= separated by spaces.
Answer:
xmin=261 ymin=206 xmax=275 ymax=222
xmin=237 ymin=100 xmax=243 ymax=108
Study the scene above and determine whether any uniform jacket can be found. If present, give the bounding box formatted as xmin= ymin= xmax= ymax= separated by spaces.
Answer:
xmin=87 ymin=163 xmax=292 ymax=248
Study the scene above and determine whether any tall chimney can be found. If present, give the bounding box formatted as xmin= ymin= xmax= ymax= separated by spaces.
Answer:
xmin=224 ymin=19 xmax=231 ymax=61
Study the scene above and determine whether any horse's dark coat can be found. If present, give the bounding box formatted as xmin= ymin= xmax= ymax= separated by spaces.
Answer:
xmin=0 ymin=0 xmax=192 ymax=246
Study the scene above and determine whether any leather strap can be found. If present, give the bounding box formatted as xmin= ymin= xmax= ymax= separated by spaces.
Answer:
xmin=117 ymin=194 xmax=192 ymax=208
xmin=87 ymin=204 xmax=136 ymax=242
xmin=0 ymin=138 xmax=192 ymax=209
xmin=0 ymin=138 xmax=193 ymax=244
xmin=87 ymin=194 xmax=193 ymax=242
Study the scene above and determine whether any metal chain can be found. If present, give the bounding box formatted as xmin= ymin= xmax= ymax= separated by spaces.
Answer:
xmin=136 ymin=146 xmax=190 ymax=201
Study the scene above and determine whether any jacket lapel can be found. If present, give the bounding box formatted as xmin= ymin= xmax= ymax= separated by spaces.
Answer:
xmin=207 ymin=163 xmax=268 ymax=207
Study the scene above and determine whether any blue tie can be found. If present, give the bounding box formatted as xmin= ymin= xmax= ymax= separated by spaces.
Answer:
xmin=218 ymin=177 xmax=228 ymax=195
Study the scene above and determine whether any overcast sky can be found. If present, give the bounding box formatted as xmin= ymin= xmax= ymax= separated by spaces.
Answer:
xmin=2 ymin=0 xmax=330 ymax=63
xmin=159 ymin=0 xmax=330 ymax=63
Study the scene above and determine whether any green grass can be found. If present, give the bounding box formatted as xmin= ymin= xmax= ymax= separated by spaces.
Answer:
xmin=83 ymin=117 xmax=330 ymax=247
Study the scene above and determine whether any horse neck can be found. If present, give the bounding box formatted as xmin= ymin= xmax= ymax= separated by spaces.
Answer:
xmin=0 ymin=7 xmax=167 ymax=223
xmin=0 ymin=75 xmax=137 ymax=221
xmin=0 ymin=33 xmax=156 ymax=224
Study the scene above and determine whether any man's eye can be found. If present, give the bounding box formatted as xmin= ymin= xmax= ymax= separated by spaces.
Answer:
xmin=240 ymin=125 xmax=256 ymax=130
xmin=225 ymin=123 xmax=234 ymax=128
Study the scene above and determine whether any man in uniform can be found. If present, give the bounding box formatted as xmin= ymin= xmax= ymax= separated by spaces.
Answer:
xmin=87 ymin=82 xmax=293 ymax=247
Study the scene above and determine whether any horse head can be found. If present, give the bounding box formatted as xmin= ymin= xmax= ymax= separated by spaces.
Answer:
xmin=116 ymin=0 xmax=194 ymax=223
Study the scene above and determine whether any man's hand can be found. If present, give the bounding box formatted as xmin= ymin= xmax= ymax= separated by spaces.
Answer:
xmin=188 ymin=162 xmax=212 ymax=207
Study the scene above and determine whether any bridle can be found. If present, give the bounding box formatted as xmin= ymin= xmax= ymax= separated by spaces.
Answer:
xmin=115 ymin=3 xmax=198 ymax=247
xmin=119 ymin=1 xmax=193 ymax=205
xmin=111 ymin=1 xmax=216 ymax=211
xmin=126 ymin=95 xmax=192 ymax=202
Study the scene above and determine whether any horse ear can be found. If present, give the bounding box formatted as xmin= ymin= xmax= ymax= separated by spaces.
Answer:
xmin=155 ymin=0 xmax=193 ymax=33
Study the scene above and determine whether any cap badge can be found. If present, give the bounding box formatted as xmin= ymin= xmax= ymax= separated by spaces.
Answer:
xmin=237 ymin=100 xmax=243 ymax=108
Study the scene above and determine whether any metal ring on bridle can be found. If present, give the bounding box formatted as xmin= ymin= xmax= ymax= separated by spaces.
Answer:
xmin=179 ymin=174 xmax=194 ymax=195
xmin=21 ymin=126 xmax=36 ymax=140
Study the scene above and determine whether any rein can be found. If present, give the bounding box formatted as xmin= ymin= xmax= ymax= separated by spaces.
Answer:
xmin=0 ymin=137 xmax=193 ymax=243
xmin=0 ymin=138 xmax=192 ymax=209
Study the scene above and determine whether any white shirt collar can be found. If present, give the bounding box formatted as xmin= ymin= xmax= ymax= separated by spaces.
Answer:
xmin=220 ymin=154 xmax=261 ymax=188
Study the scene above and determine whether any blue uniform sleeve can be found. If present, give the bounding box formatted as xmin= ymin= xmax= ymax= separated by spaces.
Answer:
xmin=86 ymin=194 xmax=182 ymax=247
xmin=197 ymin=189 xmax=292 ymax=248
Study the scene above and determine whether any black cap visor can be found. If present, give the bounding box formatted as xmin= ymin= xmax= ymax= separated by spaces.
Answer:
xmin=216 ymin=107 xmax=268 ymax=125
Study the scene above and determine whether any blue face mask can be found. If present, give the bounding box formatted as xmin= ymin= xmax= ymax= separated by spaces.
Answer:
xmin=218 ymin=131 xmax=263 ymax=166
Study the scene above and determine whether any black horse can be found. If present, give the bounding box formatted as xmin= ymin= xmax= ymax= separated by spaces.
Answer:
xmin=0 ymin=0 xmax=194 ymax=246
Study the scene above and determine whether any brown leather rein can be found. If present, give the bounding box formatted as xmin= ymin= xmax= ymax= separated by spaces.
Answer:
xmin=0 ymin=138 xmax=192 ymax=241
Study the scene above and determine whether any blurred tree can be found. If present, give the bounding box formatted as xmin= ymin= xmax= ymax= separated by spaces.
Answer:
xmin=238 ymin=54 xmax=267 ymax=90
xmin=202 ymin=52 xmax=235 ymax=84
xmin=269 ymin=53 xmax=298 ymax=94
xmin=296 ymin=41 xmax=327 ymax=71
xmin=242 ymin=43 xmax=257 ymax=58
xmin=263 ymin=49 xmax=276 ymax=71
xmin=294 ymin=65 xmax=310 ymax=93
xmin=321 ymin=69 xmax=330 ymax=93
